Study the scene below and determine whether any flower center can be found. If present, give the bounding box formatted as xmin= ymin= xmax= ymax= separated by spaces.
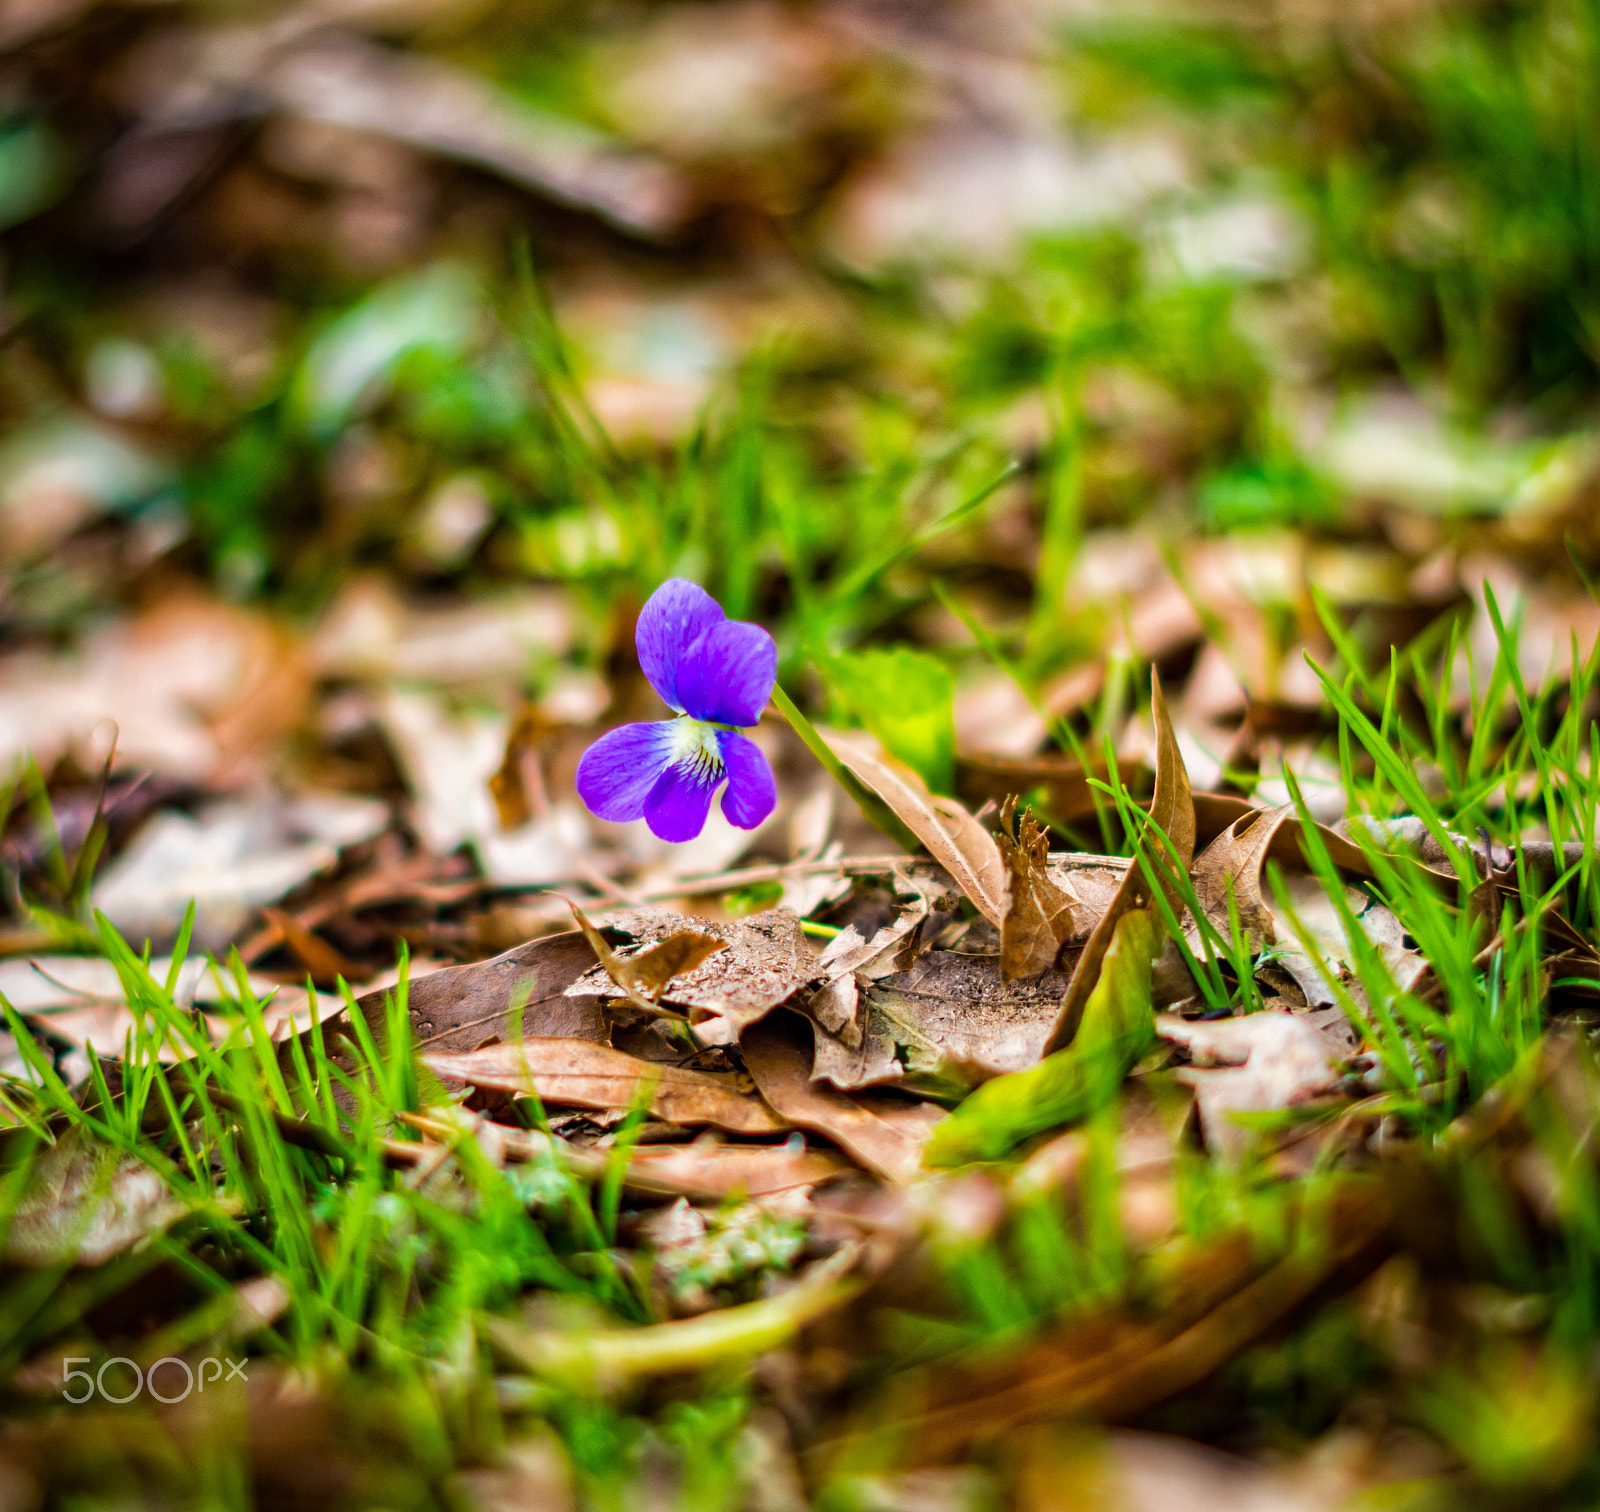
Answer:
xmin=667 ymin=716 xmax=725 ymax=782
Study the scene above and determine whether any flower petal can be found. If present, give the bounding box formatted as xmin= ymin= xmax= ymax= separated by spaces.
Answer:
xmin=674 ymin=618 xmax=777 ymax=727
xmin=718 ymin=730 xmax=777 ymax=830
xmin=636 ymin=578 xmax=724 ymax=713
xmin=643 ymin=755 xmax=722 ymax=842
xmin=575 ymin=722 xmax=675 ymax=822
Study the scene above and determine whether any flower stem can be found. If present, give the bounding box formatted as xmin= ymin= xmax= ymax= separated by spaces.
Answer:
xmin=768 ymin=684 xmax=920 ymax=853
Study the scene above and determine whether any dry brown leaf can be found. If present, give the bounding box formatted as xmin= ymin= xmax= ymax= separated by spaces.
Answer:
xmin=567 ymin=902 xmax=726 ymax=1014
xmin=615 ymin=1140 xmax=851 ymax=1201
xmin=5 ymin=1130 xmax=190 ymax=1268
xmin=959 ymin=751 xmax=1251 ymax=850
xmin=865 ymin=951 xmax=1077 ymax=1089
xmin=422 ymin=1038 xmax=787 ymax=1135
xmin=808 ymin=1003 xmax=905 ymax=1092
xmin=1156 ymin=1011 xmax=1344 ymax=1160
xmin=489 ymin=703 xmax=557 ymax=832
xmin=741 ymin=1014 xmax=940 ymax=1182
xmin=1045 ymin=673 xmax=1194 ymax=1054
xmin=825 ymin=1183 xmax=1389 ymax=1464
xmin=823 ymin=729 xmax=1005 ymax=927
xmin=1191 ymin=803 xmax=1401 ymax=954
xmin=1190 ymin=805 xmax=1296 ymax=948
xmin=343 ymin=928 xmax=608 ymax=1058
xmin=1146 ymin=670 xmax=1199 ymax=896
xmin=805 ymin=880 xmax=933 ymax=1047
xmin=403 ymin=1112 xmax=848 ymax=1200
xmin=259 ymin=905 xmax=369 ymax=988
xmin=805 ymin=927 xmax=870 ymax=1045
xmin=1048 ymin=855 xmax=1134 ymax=941
xmin=566 ymin=906 xmax=816 ymax=1031
xmin=1265 ymin=872 xmax=1428 ymax=1010
xmin=998 ymin=798 xmax=1077 ymax=984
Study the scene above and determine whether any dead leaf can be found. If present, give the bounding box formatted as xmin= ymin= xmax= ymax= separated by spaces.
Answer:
xmin=1192 ymin=793 xmax=1262 ymax=849
xmin=1190 ymin=804 xmax=1296 ymax=948
xmin=925 ymin=909 xmax=1156 ymax=1165
xmin=567 ymin=902 xmax=725 ymax=1016
xmin=806 ymin=927 xmax=870 ymax=1045
xmin=489 ymin=703 xmax=556 ymax=832
xmin=998 ymin=798 xmax=1077 ymax=983
xmin=866 ymin=951 xmax=1079 ymax=1091
xmin=742 ymin=1014 xmax=940 ymax=1182
xmin=805 ymin=880 xmax=933 ymax=1047
xmin=826 ymin=1184 xmax=1389 ymax=1463
xmin=405 ymin=1112 xmax=848 ymax=1200
xmin=616 ymin=1139 xmax=852 ymax=1201
xmin=1144 ymin=670 xmax=1199 ymax=898
xmin=1265 ymin=873 xmax=1428 ymax=1010
xmin=808 ymin=1003 xmax=905 ymax=1092
xmin=345 ymin=928 xmax=609 ymax=1058
xmin=824 ymin=730 xmax=1006 ymax=927
xmin=91 ymin=790 xmax=388 ymax=951
xmin=5 ymin=1131 xmax=190 ymax=1268
xmin=1156 ymin=1012 xmax=1344 ymax=1160
xmin=422 ymin=1038 xmax=787 ymax=1135
xmin=566 ymin=907 xmax=817 ymax=1031
xmin=1045 ymin=673 xmax=1194 ymax=1054
xmin=259 ymin=906 xmax=369 ymax=988
xmin=1191 ymin=803 xmax=1400 ymax=954
xmin=1048 ymin=855 xmax=1134 ymax=940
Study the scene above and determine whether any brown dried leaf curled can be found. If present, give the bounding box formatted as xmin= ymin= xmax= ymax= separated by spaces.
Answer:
xmin=622 ymin=931 xmax=730 ymax=1003
xmin=1045 ymin=672 xmax=1194 ymax=1054
xmin=741 ymin=1014 xmax=940 ymax=1182
xmin=568 ymin=902 xmax=725 ymax=1015
xmin=422 ymin=1038 xmax=787 ymax=1135
xmin=567 ymin=906 xmax=816 ymax=1030
xmin=1156 ymin=1011 xmax=1344 ymax=1161
xmin=1190 ymin=804 xmax=1295 ymax=949
xmin=998 ymin=797 xmax=1077 ymax=984
xmin=344 ymin=928 xmax=608 ymax=1059
xmin=5 ymin=1131 xmax=190 ymax=1268
xmin=823 ymin=729 xmax=1006 ymax=927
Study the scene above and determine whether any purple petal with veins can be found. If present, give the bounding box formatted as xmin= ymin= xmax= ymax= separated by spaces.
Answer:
xmin=635 ymin=578 xmax=724 ymax=714
xmin=674 ymin=618 xmax=777 ymax=727
xmin=574 ymin=722 xmax=675 ymax=822
xmin=643 ymin=751 xmax=723 ymax=840
xmin=718 ymin=730 xmax=777 ymax=830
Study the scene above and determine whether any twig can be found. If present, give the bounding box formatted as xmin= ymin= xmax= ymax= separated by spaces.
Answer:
xmin=495 ymin=854 xmax=908 ymax=911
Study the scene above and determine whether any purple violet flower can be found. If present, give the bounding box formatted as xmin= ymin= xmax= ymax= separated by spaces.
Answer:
xmin=575 ymin=579 xmax=778 ymax=842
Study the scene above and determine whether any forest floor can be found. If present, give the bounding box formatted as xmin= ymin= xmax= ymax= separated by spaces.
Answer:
xmin=2 ymin=0 xmax=1600 ymax=1506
